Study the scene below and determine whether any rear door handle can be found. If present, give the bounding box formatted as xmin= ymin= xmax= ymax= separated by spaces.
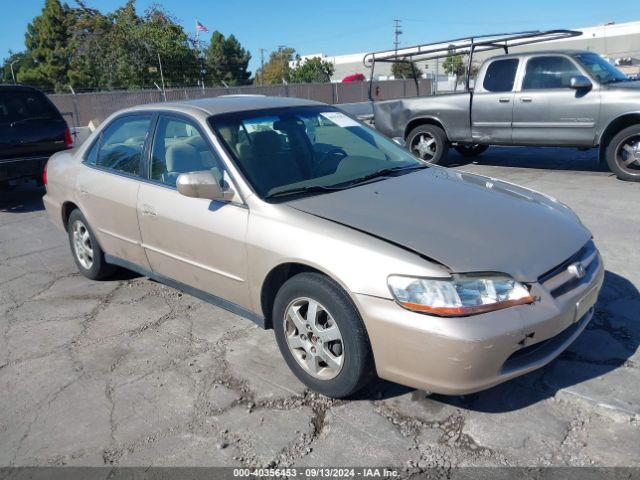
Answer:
xmin=141 ymin=204 xmax=157 ymax=217
xmin=499 ymin=97 xmax=511 ymax=103
xmin=521 ymin=97 xmax=533 ymax=103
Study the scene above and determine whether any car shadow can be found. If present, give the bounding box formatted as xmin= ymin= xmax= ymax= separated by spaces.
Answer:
xmin=353 ymin=270 xmax=639 ymax=410
xmin=446 ymin=145 xmax=612 ymax=174
xmin=0 ymin=183 xmax=45 ymax=213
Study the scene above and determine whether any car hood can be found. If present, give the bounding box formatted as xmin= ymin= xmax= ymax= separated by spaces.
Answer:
xmin=287 ymin=168 xmax=591 ymax=282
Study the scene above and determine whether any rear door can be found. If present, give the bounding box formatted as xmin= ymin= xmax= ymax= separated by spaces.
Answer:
xmin=137 ymin=114 xmax=250 ymax=308
xmin=471 ymin=58 xmax=520 ymax=144
xmin=77 ymin=114 xmax=153 ymax=269
xmin=513 ymin=55 xmax=599 ymax=146
xmin=0 ymin=88 xmax=67 ymax=160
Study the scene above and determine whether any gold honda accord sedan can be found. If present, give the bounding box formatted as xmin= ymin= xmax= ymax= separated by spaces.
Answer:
xmin=43 ymin=96 xmax=604 ymax=398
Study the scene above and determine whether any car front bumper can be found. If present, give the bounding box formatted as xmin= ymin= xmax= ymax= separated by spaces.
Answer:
xmin=355 ymin=250 xmax=605 ymax=395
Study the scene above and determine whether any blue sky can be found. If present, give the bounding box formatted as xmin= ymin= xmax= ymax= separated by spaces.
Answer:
xmin=1 ymin=0 xmax=639 ymax=73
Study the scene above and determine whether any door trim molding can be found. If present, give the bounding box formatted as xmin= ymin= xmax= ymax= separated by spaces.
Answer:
xmin=104 ymin=254 xmax=265 ymax=328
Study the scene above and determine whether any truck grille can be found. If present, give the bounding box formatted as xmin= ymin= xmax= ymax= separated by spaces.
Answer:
xmin=538 ymin=240 xmax=599 ymax=298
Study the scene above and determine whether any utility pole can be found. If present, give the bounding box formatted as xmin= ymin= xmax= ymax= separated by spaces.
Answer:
xmin=393 ymin=19 xmax=402 ymax=54
xmin=259 ymin=48 xmax=266 ymax=85
xmin=157 ymin=53 xmax=166 ymax=101
xmin=278 ymin=45 xmax=287 ymax=85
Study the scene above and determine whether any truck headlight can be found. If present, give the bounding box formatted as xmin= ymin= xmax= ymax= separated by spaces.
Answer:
xmin=387 ymin=274 xmax=535 ymax=316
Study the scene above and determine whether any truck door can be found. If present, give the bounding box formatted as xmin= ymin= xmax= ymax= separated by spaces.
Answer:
xmin=513 ymin=55 xmax=599 ymax=146
xmin=471 ymin=58 xmax=519 ymax=144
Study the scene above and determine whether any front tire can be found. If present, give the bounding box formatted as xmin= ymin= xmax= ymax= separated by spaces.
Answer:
xmin=605 ymin=124 xmax=640 ymax=182
xmin=272 ymin=272 xmax=375 ymax=398
xmin=406 ymin=124 xmax=449 ymax=164
xmin=454 ymin=144 xmax=489 ymax=157
xmin=67 ymin=209 xmax=115 ymax=280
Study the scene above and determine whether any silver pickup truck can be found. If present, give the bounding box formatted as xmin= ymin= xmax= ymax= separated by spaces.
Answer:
xmin=369 ymin=33 xmax=640 ymax=182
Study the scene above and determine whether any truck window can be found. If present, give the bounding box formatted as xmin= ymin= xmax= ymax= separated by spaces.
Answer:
xmin=482 ymin=59 xmax=519 ymax=92
xmin=522 ymin=56 xmax=582 ymax=89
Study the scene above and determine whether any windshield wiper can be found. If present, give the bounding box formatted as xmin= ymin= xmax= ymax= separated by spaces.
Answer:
xmin=342 ymin=164 xmax=429 ymax=187
xmin=265 ymin=184 xmax=346 ymax=199
xmin=10 ymin=115 xmax=54 ymax=127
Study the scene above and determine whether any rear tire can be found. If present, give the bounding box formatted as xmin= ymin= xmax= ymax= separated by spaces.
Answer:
xmin=605 ymin=124 xmax=640 ymax=182
xmin=454 ymin=144 xmax=489 ymax=157
xmin=67 ymin=209 xmax=115 ymax=280
xmin=406 ymin=124 xmax=449 ymax=165
xmin=272 ymin=272 xmax=375 ymax=398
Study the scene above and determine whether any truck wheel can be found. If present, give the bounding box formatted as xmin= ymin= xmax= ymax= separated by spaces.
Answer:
xmin=605 ymin=124 xmax=640 ymax=182
xmin=272 ymin=272 xmax=375 ymax=398
xmin=406 ymin=124 xmax=449 ymax=164
xmin=67 ymin=209 xmax=115 ymax=280
xmin=454 ymin=144 xmax=489 ymax=157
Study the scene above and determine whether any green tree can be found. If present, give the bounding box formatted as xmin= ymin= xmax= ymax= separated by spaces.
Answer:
xmin=20 ymin=0 xmax=75 ymax=91
xmin=391 ymin=61 xmax=422 ymax=80
xmin=442 ymin=45 xmax=466 ymax=91
xmin=258 ymin=47 xmax=295 ymax=85
xmin=290 ymin=56 xmax=334 ymax=83
xmin=0 ymin=51 xmax=36 ymax=84
xmin=205 ymin=31 xmax=251 ymax=86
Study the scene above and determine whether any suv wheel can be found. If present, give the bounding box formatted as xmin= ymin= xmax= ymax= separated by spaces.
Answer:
xmin=606 ymin=124 xmax=640 ymax=182
xmin=272 ymin=272 xmax=375 ymax=398
xmin=406 ymin=124 xmax=449 ymax=164
xmin=67 ymin=209 xmax=114 ymax=280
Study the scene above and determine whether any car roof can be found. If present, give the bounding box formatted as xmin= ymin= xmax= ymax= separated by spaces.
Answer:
xmin=121 ymin=95 xmax=326 ymax=118
xmin=0 ymin=84 xmax=48 ymax=93
xmin=487 ymin=49 xmax=593 ymax=61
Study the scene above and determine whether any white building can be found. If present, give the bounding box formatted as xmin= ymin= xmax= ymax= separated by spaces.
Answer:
xmin=297 ymin=20 xmax=640 ymax=83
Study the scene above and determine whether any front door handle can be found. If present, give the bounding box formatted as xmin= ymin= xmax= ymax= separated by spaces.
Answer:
xmin=498 ymin=97 xmax=511 ymax=103
xmin=521 ymin=97 xmax=533 ymax=103
xmin=141 ymin=204 xmax=157 ymax=216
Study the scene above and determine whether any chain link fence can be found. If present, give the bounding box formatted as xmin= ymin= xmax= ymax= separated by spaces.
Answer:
xmin=48 ymin=78 xmax=432 ymax=127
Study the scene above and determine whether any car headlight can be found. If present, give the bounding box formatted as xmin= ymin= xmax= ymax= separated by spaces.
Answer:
xmin=387 ymin=274 xmax=535 ymax=316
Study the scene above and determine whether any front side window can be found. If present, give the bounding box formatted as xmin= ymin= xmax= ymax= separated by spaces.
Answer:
xmin=209 ymin=107 xmax=423 ymax=198
xmin=150 ymin=116 xmax=223 ymax=187
xmin=574 ymin=53 xmax=629 ymax=84
xmin=522 ymin=56 xmax=582 ymax=90
xmin=483 ymin=59 xmax=519 ymax=92
xmin=89 ymin=115 xmax=151 ymax=176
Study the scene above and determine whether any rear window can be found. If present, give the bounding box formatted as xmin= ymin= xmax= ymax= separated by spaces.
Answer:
xmin=483 ymin=59 xmax=519 ymax=92
xmin=0 ymin=90 xmax=60 ymax=125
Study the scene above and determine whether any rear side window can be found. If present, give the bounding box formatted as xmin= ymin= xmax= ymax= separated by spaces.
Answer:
xmin=0 ymin=90 xmax=60 ymax=126
xmin=483 ymin=59 xmax=519 ymax=92
xmin=522 ymin=56 xmax=582 ymax=89
xmin=87 ymin=115 xmax=151 ymax=176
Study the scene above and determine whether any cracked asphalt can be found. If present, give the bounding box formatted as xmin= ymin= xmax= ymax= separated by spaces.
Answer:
xmin=1 ymin=146 xmax=639 ymax=472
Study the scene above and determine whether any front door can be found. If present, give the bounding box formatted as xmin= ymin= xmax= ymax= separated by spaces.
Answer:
xmin=137 ymin=114 xmax=250 ymax=308
xmin=76 ymin=114 xmax=153 ymax=269
xmin=471 ymin=58 xmax=520 ymax=144
xmin=513 ymin=55 xmax=600 ymax=146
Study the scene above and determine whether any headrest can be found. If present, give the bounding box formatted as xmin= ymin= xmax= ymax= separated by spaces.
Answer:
xmin=165 ymin=143 xmax=202 ymax=173
xmin=251 ymin=130 xmax=281 ymax=153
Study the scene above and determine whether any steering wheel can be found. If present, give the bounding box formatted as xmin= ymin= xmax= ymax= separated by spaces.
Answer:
xmin=315 ymin=147 xmax=348 ymax=176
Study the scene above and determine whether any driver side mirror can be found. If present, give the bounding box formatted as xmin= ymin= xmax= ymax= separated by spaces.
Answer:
xmin=570 ymin=75 xmax=592 ymax=90
xmin=176 ymin=171 xmax=235 ymax=201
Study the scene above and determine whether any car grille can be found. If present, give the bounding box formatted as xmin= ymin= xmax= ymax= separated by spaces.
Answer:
xmin=538 ymin=240 xmax=599 ymax=298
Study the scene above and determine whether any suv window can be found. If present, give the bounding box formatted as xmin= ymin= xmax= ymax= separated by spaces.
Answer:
xmin=150 ymin=116 xmax=223 ymax=187
xmin=523 ymin=56 xmax=582 ymax=89
xmin=87 ymin=115 xmax=151 ymax=176
xmin=483 ymin=59 xmax=519 ymax=92
xmin=0 ymin=89 xmax=60 ymax=126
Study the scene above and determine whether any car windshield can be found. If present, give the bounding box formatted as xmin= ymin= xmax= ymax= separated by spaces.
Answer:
xmin=209 ymin=106 xmax=424 ymax=199
xmin=574 ymin=53 xmax=629 ymax=84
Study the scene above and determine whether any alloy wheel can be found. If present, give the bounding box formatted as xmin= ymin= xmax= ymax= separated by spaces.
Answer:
xmin=411 ymin=133 xmax=437 ymax=161
xmin=283 ymin=297 xmax=344 ymax=380
xmin=72 ymin=220 xmax=94 ymax=270
xmin=615 ymin=134 xmax=640 ymax=175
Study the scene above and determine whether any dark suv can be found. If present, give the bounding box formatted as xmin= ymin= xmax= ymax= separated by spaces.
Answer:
xmin=0 ymin=85 xmax=71 ymax=188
